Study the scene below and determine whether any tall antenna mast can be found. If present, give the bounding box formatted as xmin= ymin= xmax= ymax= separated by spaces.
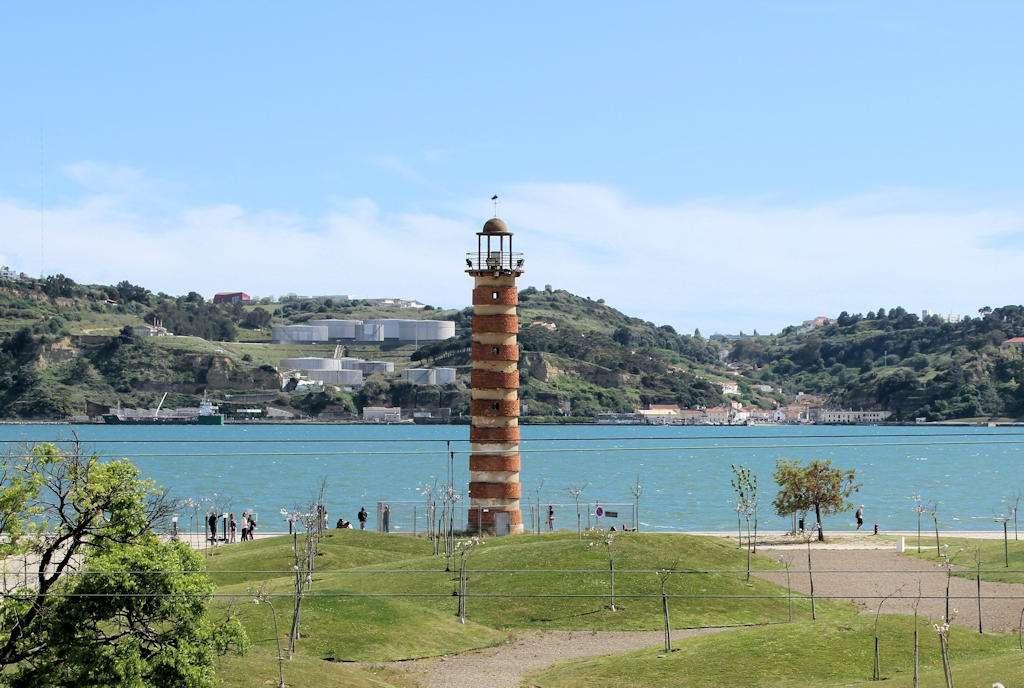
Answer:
xmin=39 ymin=124 xmax=45 ymax=278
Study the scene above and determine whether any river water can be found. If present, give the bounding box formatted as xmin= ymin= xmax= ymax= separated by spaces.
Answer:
xmin=0 ymin=423 xmax=1021 ymax=534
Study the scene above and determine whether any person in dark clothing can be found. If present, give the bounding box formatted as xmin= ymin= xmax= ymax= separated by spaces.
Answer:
xmin=208 ymin=510 xmax=218 ymax=541
xmin=358 ymin=507 xmax=368 ymax=530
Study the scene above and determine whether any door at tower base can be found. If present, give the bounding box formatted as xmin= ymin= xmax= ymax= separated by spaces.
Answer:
xmin=467 ymin=507 xmax=522 ymax=533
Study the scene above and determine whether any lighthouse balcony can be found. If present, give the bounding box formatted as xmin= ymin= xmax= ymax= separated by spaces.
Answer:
xmin=465 ymin=252 xmax=525 ymax=273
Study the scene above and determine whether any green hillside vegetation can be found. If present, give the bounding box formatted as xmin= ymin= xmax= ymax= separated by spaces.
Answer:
xmin=5 ymin=271 xmax=1024 ymax=422
xmin=0 ymin=275 xmax=734 ymax=420
xmin=730 ymin=306 xmax=1024 ymax=421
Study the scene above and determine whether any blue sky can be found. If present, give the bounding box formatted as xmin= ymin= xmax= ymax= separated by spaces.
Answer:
xmin=2 ymin=2 xmax=1023 ymax=334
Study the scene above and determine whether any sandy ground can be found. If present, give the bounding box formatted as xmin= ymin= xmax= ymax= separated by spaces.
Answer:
xmin=367 ymin=533 xmax=1024 ymax=688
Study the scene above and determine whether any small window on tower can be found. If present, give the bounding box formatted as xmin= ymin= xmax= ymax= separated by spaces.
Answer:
xmin=492 ymin=402 xmax=500 ymax=410
xmin=492 ymin=346 xmax=500 ymax=355
xmin=492 ymin=291 xmax=499 ymax=300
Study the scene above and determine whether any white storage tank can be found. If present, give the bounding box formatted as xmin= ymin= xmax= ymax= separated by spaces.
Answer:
xmin=356 ymin=322 xmax=384 ymax=342
xmin=272 ymin=325 xmax=329 ymax=343
xmin=401 ymin=368 xmax=436 ymax=385
xmin=434 ymin=368 xmax=457 ymax=385
xmin=363 ymin=319 xmax=401 ymax=340
xmin=309 ymin=369 xmax=364 ymax=386
xmin=308 ymin=319 xmax=360 ymax=339
xmin=360 ymin=361 xmax=394 ymax=375
xmin=416 ymin=320 xmax=456 ymax=342
xmin=280 ymin=357 xmax=345 ymax=371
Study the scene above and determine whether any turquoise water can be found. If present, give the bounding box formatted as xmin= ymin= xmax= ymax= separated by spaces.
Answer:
xmin=0 ymin=424 xmax=1021 ymax=534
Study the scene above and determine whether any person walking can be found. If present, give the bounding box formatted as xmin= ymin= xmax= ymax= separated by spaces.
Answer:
xmin=358 ymin=507 xmax=368 ymax=530
xmin=240 ymin=512 xmax=249 ymax=541
xmin=548 ymin=505 xmax=555 ymax=531
xmin=856 ymin=504 xmax=865 ymax=531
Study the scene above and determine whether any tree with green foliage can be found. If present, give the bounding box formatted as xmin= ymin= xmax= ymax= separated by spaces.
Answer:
xmin=0 ymin=442 xmax=248 ymax=686
xmin=241 ymin=306 xmax=271 ymax=330
xmin=42 ymin=274 xmax=75 ymax=298
xmin=772 ymin=457 xmax=860 ymax=541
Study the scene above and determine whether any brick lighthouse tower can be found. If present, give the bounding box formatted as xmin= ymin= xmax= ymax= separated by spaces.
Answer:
xmin=465 ymin=217 xmax=524 ymax=535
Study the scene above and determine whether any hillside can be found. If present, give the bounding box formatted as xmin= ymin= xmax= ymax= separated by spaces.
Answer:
xmin=0 ymin=275 xmax=735 ymax=420
xmin=728 ymin=306 xmax=1024 ymax=421
xmin=3 ymin=272 xmax=1023 ymax=422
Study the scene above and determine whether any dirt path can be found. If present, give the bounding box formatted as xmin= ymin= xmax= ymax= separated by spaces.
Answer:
xmin=755 ymin=547 xmax=1024 ymax=633
xmin=371 ymin=627 xmax=729 ymax=688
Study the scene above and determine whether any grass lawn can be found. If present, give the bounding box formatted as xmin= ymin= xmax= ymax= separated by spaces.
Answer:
xmin=903 ymin=535 xmax=1024 ymax=584
xmin=203 ymin=531 xmax=1024 ymax=687
xmin=527 ymin=614 xmax=1024 ymax=687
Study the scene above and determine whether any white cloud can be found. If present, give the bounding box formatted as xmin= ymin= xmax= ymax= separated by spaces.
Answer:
xmin=2 ymin=165 xmax=1022 ymax=334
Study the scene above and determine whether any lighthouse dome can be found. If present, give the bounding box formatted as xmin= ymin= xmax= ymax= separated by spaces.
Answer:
xmin=482 ymin=218 xmax=511 ymax=235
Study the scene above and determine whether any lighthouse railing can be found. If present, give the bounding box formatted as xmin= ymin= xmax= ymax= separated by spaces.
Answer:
xmin=465 ymin=252 xmax=524 ymax=272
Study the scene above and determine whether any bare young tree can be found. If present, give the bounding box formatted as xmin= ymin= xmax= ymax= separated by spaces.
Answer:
xmin=566 ymin=483 xmax=589 ymax=541
xmin=630 ymin=474 xmax=644 ymax=532
xmin=910 ymin=492 xmax=925 ymax=553
xmin=285 ymin=504 xmax=320 ymax=657
xmin=1014 ymin=489 xmax=1022 ymax=541
xmin=250 ymin=587 xmax=286 ymax=688
xmin=995 ymin=512 xmax=1011 ymax=567
xmin=730 ymin=464 xmax=758 ymax=580
xmin=872 ymin=584 xmax=905 ymax=680
xmin=927 ymin=501 xmax=941 ymax=556
xmin=913 ymin=583 xmax=922 ymax=688
xmin=657 ymin=558 xmax=680 ymax=653
xmin=586 ymin=528 xmax=617 ymax=611
xmin=454 ymin=536 xmax=484 ymax=624
xmin=803 ymin=522 xmax=819 ymax=621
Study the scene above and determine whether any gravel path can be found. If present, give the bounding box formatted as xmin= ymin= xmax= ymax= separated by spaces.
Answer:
xmin=372 ymin=627 xmax=730 ymax=688
xmin=369 ymin=542 xmax=1024 ymax=688
xmin=754 ymin=546 xmax=1024 ymax=633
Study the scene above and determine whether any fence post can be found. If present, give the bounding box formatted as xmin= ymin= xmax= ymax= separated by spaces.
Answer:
xmin=413 ymin=506 xmax=417 ymax=538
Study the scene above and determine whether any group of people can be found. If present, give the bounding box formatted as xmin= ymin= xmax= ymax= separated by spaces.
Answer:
xmin=207 ymin=510 xmax=256 ymax=543
xmin=329 ymin=505 xmax=370 ymax=532
xmin=207 ymin=506 xmax=371 ymax=541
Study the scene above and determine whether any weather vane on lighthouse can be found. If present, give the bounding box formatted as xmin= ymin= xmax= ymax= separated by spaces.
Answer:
xmin=464 ymin=208 xmax=525 ymax=535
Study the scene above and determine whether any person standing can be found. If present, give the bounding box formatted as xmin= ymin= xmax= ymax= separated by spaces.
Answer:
xmin=547 ymin=505 xmax=555 ymax=531
xmin=208 ymin=510 xmax=218 ymax=542
xmin=229 ymin=513 xmax=237 ymax=542
xmin=856 ymin=505 xmax=865 ymax=532
xmin=240 ymin=512 xmax=249 ymax=541
xmin=358 ymin=507 xmax=367 ymax=530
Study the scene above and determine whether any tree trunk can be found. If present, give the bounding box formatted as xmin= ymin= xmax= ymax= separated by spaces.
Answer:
xmin=815 ymin=503 xmax=824 ymax=541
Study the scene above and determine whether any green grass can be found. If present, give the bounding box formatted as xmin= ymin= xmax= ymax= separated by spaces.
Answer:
xmin=197 ymin=531 xmax=1024 ymax=686
xmin=527 ymin=614 xmax=1024 ymax=687
xmin=204 ymin=531 xmax=816 ymax=665
xmin=214 ymin=653 xmax=411 ymax=687
xmin=903 ymin=535 xmax=1024 ymax=584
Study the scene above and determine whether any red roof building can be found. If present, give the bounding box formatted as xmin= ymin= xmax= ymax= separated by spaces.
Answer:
xmin=212 ymin=292 xmax=250 ymax=305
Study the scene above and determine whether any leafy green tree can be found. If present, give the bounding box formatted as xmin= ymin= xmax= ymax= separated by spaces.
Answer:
xmin=241 ymin=306 xmax=271 ymax=330
xmin=115 ymin=280 xmax=151 ymax=303
xmin=0 ymin=442 xmax=248 ymax=686
xmin=42 ymin=274 xmax=75 ymax=298
xmin=772 ymin=457 xmax=860 ymax=541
